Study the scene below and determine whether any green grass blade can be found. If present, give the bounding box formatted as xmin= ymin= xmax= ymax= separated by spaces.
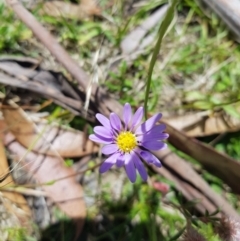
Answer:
xmin=144 ymin=0 xmax=179 ymax=119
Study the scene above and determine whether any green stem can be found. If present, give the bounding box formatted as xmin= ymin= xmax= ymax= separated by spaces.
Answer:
xmin=144 ymin=0 xmax=179 ymax=119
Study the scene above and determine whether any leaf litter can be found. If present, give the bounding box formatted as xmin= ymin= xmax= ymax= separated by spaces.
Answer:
xmin=0 ymin=101 xmax=93 ymax=237
xmin=1 ymin=0 xmax=240 ymax=240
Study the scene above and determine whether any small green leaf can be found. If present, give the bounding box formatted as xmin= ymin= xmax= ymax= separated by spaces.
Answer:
xmin=223 ymin=105 xmax=240 ymax=119
xmin=46 ymin=180 xmax=55 ymax=185
xmin=168 ymin=226 xmax=186 ymax=241
xmin=185 ymin=91 xmax=206 ymax=101
xmin=78 ymin=29 xmax=101 ymax=45
xmin=64 ymin=159 xmax=74 ymax=167
xmin=192 ymin=100 xmax=212 ymax=110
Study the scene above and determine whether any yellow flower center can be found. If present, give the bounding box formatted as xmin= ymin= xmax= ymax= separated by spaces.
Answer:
xmin=116 ymin=131 xmax=137 ymax=153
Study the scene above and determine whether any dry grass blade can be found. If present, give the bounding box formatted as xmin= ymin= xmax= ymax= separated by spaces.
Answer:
xmin=2 ymin=187 xmax=47 ymax=197
xmin=0 ymin=138 xmax=31 ymax=225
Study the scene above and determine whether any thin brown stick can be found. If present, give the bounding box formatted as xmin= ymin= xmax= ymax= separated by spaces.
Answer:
xmin=7 ymin=0 xmax=89 ymax=89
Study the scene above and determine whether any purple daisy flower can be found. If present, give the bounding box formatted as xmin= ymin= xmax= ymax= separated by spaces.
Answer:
xmin=89 ymin=103 xmax=169 ymax=183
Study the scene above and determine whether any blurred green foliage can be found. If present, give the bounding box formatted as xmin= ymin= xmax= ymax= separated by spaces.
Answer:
xmin=0 ymin=4 xmax=32 ymax=52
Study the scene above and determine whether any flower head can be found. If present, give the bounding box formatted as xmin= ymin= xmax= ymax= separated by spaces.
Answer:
xmin=214 ymin=215 xmax=240 ymax=241
xmin=89 ymin=103 xmax=169 ymax=182
xmin=182 ymin=226 xmax=207 ymax=241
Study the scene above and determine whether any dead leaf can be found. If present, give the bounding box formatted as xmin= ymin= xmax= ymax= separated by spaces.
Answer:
xmin=2 ymin=101 xmax=86 ymax=231
xmin=36 ymin=122 xmax=99 ymax=157
xmin=163 ymin=110 xmax=240 ymax=137
xmin=2 ymin=100 xmax=98 ymax=157
xmin=40 ymin=0 xmax=101 ymax=20
xmin=3 ymin=131 xmax=86 ymax=232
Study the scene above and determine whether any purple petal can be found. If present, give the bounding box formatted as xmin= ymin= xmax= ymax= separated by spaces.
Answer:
xmin=132 ymin=152 xmax=148 ymax=181
xmin=131 ymin=107 xmax=144 ymax=129
xmin=89 ymin=134 xmax=112 ymax=144
xmin=99 ymin=152 xmax=120 ymax=173
xmin=135 ymin=113 xmax=162 ymax=135
xmin=96 ymin=113 xmax=111 ymax=129
xmin=137 ymin=133 xmax=169 ymax=142
xmin=110 ymin=113 xmax=122 ymax=131
xmin=147 ymin=124 xmax=166 ymax=134
xmin=136 ymin=124 xmax=167 ymax=141
xmin=141 ymin=141 xmax=167 ymax=151
xmin=123 ymin=103 xmax=132 ymax=129
xmin=116 ymin=154 xmax=125 ymax=167
xmin=101 ymin=144 xmax=118 ymax=155
xmin=94 ymin=126 xmax=113 ymax=138
xmin=139 ymin=150 xmax=162 ymax=168
xmin=125 ymin=153 xmax=136 ymax=183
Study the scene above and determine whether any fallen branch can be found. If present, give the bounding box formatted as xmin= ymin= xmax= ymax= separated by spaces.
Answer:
xmin=6 ymin=0 xmax=123 ymax=116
